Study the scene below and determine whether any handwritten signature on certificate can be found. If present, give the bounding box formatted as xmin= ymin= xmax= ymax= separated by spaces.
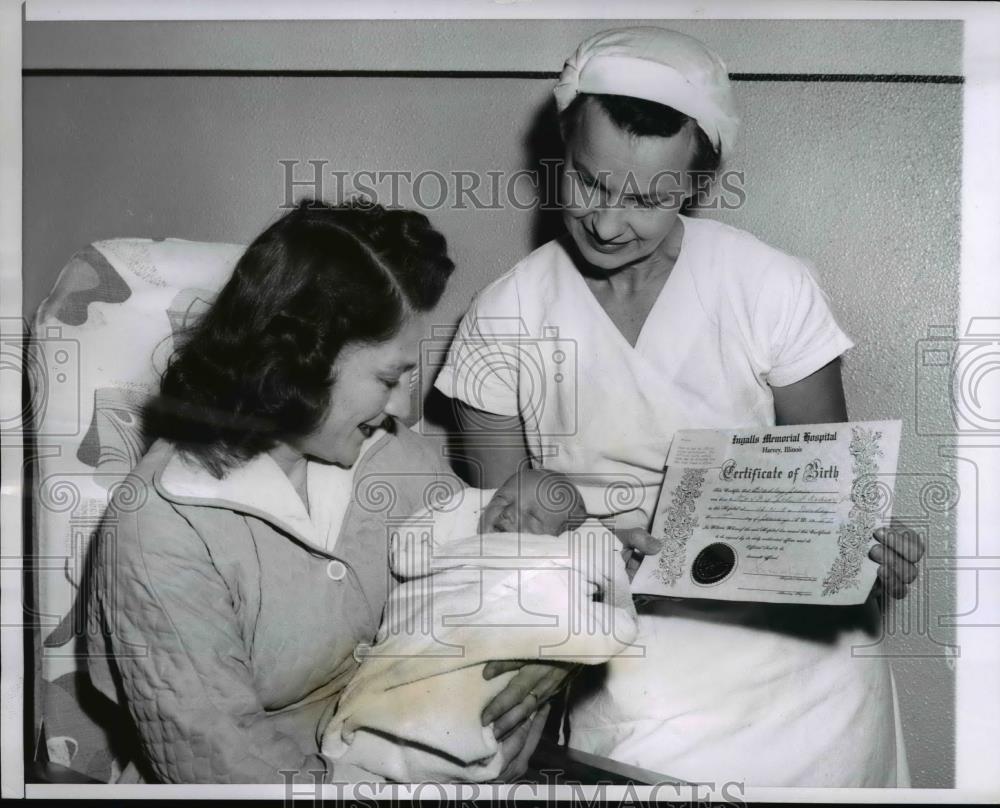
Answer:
xmin=631 ymin=420 xmax=902 ymax=605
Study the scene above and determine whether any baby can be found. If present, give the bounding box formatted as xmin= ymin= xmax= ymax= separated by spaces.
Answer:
xmin=479 ymin=468 xmax=589 ymax=534
xmin=388 ymin=468 xmax=596 ymax=590
xmin=428 ymin=468 xmax=651 ymax=578
xmin=321 ymin=468 xmax=637 ymax=782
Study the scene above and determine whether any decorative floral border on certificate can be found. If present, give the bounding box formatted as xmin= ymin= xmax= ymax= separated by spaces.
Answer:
xmin=655 ymin=468 xmax=707 ymax=586
xmin=821 ymin=425 xmax=884 ymax=596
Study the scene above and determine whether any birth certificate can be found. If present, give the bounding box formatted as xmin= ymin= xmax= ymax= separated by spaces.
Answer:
xmin=631 ymin=420 xmax=902 ymax=605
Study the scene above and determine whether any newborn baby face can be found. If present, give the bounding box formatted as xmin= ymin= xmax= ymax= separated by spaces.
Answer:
xmin=478 ymin=469 xmax=587 ymax=535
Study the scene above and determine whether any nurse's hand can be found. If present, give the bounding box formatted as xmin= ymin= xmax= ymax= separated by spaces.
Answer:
xmin=481 ymin=660 xmax=575 ymax=740
xmin=493 ymin=703 xmax=551 ymax=782
xmin=869 ymin=521 xmax=924 ymax=600
xmin=612 ymin=527 xmax=663 ymax=580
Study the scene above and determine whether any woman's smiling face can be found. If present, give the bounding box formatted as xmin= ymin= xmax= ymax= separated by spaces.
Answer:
xmin=292 ymin=314 xmax=425 ymax=468
xmin=561 ymin=98 xmax=696 ymax=273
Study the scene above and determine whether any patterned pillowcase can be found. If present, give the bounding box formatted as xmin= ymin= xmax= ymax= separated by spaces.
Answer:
xmin=30 ymin=238 xmax=242 ymax=781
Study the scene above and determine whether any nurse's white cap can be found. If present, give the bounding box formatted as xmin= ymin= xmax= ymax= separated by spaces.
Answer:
xmin=553 ymin=26 xmax=740 ymax=159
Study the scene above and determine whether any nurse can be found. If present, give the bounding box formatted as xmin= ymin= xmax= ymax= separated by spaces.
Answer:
xmin=436 ymin=27 xmax=924 ymax=786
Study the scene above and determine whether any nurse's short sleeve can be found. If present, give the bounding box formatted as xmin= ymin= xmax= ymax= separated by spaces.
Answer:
xmin=759 ymin=258 xmax=855 ymax=388
xmin=433 ymin=276 xmax=522 ymax=417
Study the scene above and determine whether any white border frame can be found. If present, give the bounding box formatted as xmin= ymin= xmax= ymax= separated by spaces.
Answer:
xmin=0 ymin=0 xmax=24 ymax=800
xmin=4 ymin=0 xmax=999 ymax=802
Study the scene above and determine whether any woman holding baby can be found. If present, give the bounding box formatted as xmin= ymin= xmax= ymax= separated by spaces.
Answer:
xmin=435 ymin=27 xmax=924 ymax=786
xmin=86 ymin=200 xmax=558 ymax=783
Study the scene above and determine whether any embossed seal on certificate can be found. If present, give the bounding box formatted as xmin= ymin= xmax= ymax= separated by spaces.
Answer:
xmin=691 ymin=542 xmax=737 ymax=585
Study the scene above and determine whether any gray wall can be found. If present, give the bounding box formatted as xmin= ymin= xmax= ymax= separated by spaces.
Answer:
xmin=23 ymin=18 xmax=960 ymax=787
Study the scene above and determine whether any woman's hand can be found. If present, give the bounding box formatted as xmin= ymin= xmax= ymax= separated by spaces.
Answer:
xmin=493 ymin=703 xmax=551 ymax=782
xmin=481 ymin=660 xmax=575 ymax=740
xmin=869 ymin=521 xmax=925 ymax=600
xmin=612 ymin=527 xmax=663 ymax=581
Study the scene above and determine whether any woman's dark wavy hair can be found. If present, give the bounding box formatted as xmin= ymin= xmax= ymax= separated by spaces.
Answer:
xmin=146 ymin=199 xmax=455 ymax=477
xmin=559 ymin=93 xmax=722 ymax=212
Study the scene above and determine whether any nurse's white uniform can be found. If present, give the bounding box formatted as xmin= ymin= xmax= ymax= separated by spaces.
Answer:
xmin=434 ymin=214 xmax=909 ymax=787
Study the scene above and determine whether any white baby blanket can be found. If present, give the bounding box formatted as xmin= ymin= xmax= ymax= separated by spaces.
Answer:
xmin=320 ymin=490 xmax=638 ymax=782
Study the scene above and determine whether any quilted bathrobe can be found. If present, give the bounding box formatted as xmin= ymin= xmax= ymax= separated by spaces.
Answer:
xmin=86 ymin=426 xmax=458 ymax=784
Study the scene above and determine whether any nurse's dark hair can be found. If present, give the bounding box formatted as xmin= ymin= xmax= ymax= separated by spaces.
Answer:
xmin=559 ymin=93 xmax=722 ymax=174
xmin=145 ymin=198 xmax=455 ymax=477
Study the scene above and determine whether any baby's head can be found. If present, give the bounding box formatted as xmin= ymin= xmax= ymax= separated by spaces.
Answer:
xmin=479 ymin=469 xmax=588 ymax=535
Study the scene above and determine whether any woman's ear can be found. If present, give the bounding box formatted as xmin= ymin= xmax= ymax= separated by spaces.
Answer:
xmin=557 ymin=99 xmax=581 ymax=147
xmin=683 ymin=122 xmax=702 ymax=203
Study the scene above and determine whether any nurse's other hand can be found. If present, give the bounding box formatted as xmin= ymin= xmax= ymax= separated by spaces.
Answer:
xmin=869 ymin=521 xmax=924 ymax=600
xmin=613 ymin=527 xmax=663 ymax=581
xmin=481 ymin=660 xmax=574 ymax=740
xmin=494 ymin=703 xmax=550 ymax=783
